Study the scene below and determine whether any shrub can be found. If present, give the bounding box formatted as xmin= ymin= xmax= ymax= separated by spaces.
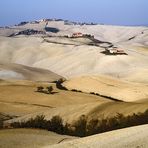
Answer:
xmin=71 ymin=89 xmax=78 ymax=92
xmin=28 ymin=115 xmax=47 ymax=129
xmin=90 ymin=92 xmax=95 ymax=95
xmin=12 ymin=115 xmax=47 ymax=129
xmin=73 ymin=115 xmax=87 ymax=137
xmin=11 ymin=115 xmax=64 ymax=134
xmin=11 ymin=122 xmax=21 ymax=128
xmin=37 ymin=86 xmax=54 ymax=94
xmin=63 ymin=123 xmax=73 ymax=135
xmin=71 ymin=89 xmax=82 ymax=93
xmin=86 ymin=118 xmax=99 ymax=136
xmin=46 ymin=86 xmax=53 ymax=94
xmin=49 ymin=116 xmax=64 ymax=134
xmin=0 ymin=119 xmax=3 ymax=129
xmin=37 ymin=86 xmax=44 ymax=92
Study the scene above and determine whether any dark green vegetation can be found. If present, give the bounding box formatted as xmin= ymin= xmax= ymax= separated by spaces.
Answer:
xmin=55 ymin=78 xmax=67 ymax=90
xmin=36 ymin=78 xmax=67 ymax=94
xmin=45 ymin=27 xmax=60 ymax=33
xmin=37 ymin=86 xmax=53 ymax=94
xmin=89 ymin=92 xmax=123 ymax=102
xmin=11 ymin=115 xmax=64 ymax=134
xmin=10 ymin=109 xmax=148 ymax=137
xmin=0 ymin=119 xmax=3 ymax=129
xmin=71 ymin=89 xmax=82 ymax=92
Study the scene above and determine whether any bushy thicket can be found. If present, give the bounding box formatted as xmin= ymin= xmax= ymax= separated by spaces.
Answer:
xmin=37 ymin=86 xmax=53 ymax=94
xmin=0 ymin=119 xmax=3 ymax=129
xmin=85 ymin=110 xmax=148 ymax=136
xmin=71 ymin=89 xmax=82 ymax=93
xmin=11 ymin=109 xmax=148 ymax=137
xmin=11 ymin=115 xmax=64 ymax=134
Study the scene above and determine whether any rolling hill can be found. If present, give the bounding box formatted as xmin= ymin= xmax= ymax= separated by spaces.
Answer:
xmin=0 ymin=19 xmax=148 ymax=148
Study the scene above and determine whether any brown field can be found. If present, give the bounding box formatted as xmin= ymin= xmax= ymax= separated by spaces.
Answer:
xmin=0 ymin=79 xmax=147 ymax=125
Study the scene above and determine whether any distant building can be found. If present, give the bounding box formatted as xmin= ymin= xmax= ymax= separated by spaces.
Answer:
xmin=105 ymin=47 xmax=127 ymax=55
xmin=72 ymin=32 xmax=83 ymax=38
xmin=40 ymin=19 xmax=49 ymax=22
xmin=30 ymin=21 xmax=39 ymax=24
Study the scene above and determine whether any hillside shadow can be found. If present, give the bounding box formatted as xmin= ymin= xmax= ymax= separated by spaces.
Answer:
xmin=45 ymin=27 xmax=60 ymax=33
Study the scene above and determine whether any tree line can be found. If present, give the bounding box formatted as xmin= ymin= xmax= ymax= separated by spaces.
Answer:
xmin=9 ymin=109 xmax=148 ymax=137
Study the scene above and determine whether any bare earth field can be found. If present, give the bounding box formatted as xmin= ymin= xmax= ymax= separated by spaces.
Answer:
xmin=0 ymin=20 xmax=148 ymax=147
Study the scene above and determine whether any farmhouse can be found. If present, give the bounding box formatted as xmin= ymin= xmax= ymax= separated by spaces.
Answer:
xmin=105 ymin=47 xmax=127 ymax=55
xmin=72 ymin=32 xmax=83 ymax=38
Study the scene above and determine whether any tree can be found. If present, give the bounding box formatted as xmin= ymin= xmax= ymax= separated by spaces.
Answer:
xmin=56 ymin=78 xmax=67 ymax=90
xmin=0 ymin=119 xmax=3 ymax=129
xmin=46 ymin=86 xmax=53 ymax=94
xmin=86 ymin=119 xmax=99 ymax=136
xmin=74 ymin=115 xmax=87 ymax=137
xmin=37 ymin=86 xmax=44 ymax=92
xmin=50 ymin=116 xmax=64 ymax=134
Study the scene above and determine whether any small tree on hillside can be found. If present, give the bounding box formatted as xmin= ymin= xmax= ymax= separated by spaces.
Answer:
xmin=86 ymin=118 xmax=99 ymax=136
xmin=46 ymin=86 xmax=53 ymax=94
xmin=37 ymin=86 xmax=44 ymax=92
xmin=56 ymin=78 xmax=67 ymax=90
xmin=50 ymin=115 xmax=64 ymax=134
xmin=74 ymin=115 xmax=87 ymax=137
xmin=0 ymin=119 xmax=3 ymax=129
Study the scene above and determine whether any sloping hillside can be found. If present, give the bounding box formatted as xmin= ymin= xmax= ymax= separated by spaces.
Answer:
xmin=0 ymin=129 xmax=76 ymax=148
xmin=1 ymin=80 xmax=147 ymax=125
xmin=0 ymin=62 xmax=63 ymax=81
xmin=64 ymin=75 xmax=148 ymax=102
xmin=0 ymin=35 xmax=148 ymax=80
xmin=49 ymin=124 xmax=148 ymax=148
xmin=0 ymin=21 xmax=148 ymax=148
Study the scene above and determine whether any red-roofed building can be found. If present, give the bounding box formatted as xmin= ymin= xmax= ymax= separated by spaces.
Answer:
xmin=72 ymin=32 xmax=83 ymax=37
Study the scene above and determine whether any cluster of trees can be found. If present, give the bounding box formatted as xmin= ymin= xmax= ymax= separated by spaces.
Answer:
xmin=37 ymin=86 xmax=53 ymax=94
xmin=11 ymin=109 xmax=148 ymax=137
xmin=11 ymin=115 xmax=64 ymax=134
xmin=36 ymin=78 xmax=67 ymax=94
xmin=9 ymin=29 xmax=45 ymax=37
xmin=64 ymin=20 xmax=97 ymax=26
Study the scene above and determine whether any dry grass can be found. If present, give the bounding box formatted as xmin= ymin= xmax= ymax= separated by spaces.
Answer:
xmin=64 ymin=75 xmax=148 ymax=102
xmin=0 ymin=128 xmax=76 ymax=148
xmin=0 ymin=22 xmax=148 ymax=147
xmin=49 ymin=124 xmax=148 ymax=148
xmin=0 ymin=79 xmax=147 ymax=125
